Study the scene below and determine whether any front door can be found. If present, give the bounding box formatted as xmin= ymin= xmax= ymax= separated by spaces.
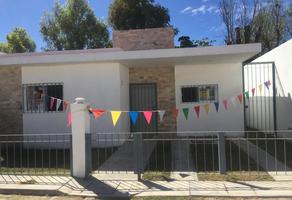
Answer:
xmin=130 ymin=83 xmax=158 ymax=132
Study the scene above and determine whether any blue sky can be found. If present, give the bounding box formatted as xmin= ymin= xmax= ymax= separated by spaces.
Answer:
xmin=0 ymin=0 xmax=291 ymax=51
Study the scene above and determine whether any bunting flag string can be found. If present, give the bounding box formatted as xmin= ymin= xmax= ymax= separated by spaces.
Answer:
xmin=158 ymin=110 xmax=165 ymax=121
xmin=92 ymin=109 xmax=106 ymax=119
xmin=63 ymin=80 xmax=272 ymax=127
xmin=182 ymin=108 xmax=189 ymax=120
xmin=111 ymin=111 xmax=121 ymax=126
xmin=172 ymin=108 xmax=179 ymax=119
xmin=130 ymin=111 xmax=139 ymax=125
xmin=223 ymin=99 xmax=228 ymax=110
xmin=194 ymin=105 xmax=200 ymax=118
xmin=143 ymin=111 xmax=153 ymax=124
xmin=214 ymin=102 xmax=219 ymax=112
xmin=204 ymin=104 xmax=210 ymax=115
xmin=259 ymin=84 xmax=263 ymax=94
xmin=252 ymin=88 xmax=256 ymax=96
xmin=68 ymin=112 xmax=72 ymax=127
xmin=237 ymin=94 xmax=243 ymax=104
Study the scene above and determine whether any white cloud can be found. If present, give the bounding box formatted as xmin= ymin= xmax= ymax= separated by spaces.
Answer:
xmin=192 ymin=5 xmax=207 ymax=15
xmin=181 ymin=6 xmax=192 ymax=13
xmin=181 ymin=4 xmax=220 ymax=16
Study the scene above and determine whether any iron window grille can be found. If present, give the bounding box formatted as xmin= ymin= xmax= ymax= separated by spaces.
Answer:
xmin=23 ymin=83 xmax=64 ymax=113
xmin=181 ymin=84 xmax=218 ymax=103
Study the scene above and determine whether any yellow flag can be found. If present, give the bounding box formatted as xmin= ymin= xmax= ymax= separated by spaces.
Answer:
xmin=259 ymin=84 xmax=263 ymax=94
xmin=204 ymin=104 xmax=210 ymax=115
xmin=111 ymin=111 xmax=122 ymax=126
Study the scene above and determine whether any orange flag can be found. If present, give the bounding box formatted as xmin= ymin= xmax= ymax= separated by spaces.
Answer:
xmin=92 ymin=109 xmax=106 ymax=119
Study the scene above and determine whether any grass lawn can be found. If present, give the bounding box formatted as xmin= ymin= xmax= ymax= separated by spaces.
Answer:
xmin=197 ymin=171 xmax=274 ymax=181
xmin=142 ymin=171 xmax=171 ymax=181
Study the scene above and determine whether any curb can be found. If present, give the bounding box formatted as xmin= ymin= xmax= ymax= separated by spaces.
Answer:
xmin=0 ymin=184 xmax=63 ymax=196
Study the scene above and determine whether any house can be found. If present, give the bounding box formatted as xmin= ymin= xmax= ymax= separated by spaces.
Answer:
xmin=245 ymin=40 xmax=292 ymax=131
xmin=0 ymin=28 xmax=261 ymax=140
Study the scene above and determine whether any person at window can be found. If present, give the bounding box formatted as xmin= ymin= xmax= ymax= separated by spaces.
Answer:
xmin=33 ymin=87 xmax=44 ymax=111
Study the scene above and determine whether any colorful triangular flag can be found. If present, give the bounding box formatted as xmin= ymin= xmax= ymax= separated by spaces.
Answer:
xmin=158 ymin=110 xmax=165 ymax=121
xmin=194 ymin=105 xmax=200 ymax=118
xmin=259 ymin=84 xmax=263 ymax=94
xmin=245 ymin=91 xmax=250 ymax=100
xmin=252 ymin=88 xmax=256 ymax=96
xmin=182 ymin=108 xmax=189 ymax=120
xmin=143 ymin=111 xmax=153 ymax=125
xmin=237 ymin=94 xmax=243 ymax=104
xmin=214 ymin=102 xmax=219 ymax=112
xmin=264 ymin=80 xmax=271 ymax=90
xmin=63 ymin=101 xmax=68 ymax=111
xmin=68 ymin=112 xmax=72 ymax=127
xmin=172 ymin=108 xmax=179 ymax=118
xmin=230 ymin=97 xmax=237 ymax=106
xmin=223 ymin=99 xmax=228 ymax=110
xmin=50 ymin=97 xmax=55 ymax=110
xmin=111 ymin=111 xmax=122 ymax=126
xmin=56 ymin=99 xmax=62 ymax=111
xmin=204 ymin=104 xmax=210 ymax=115
xmin=129 ymin=111 xmax=139 ymax=125
xmin=92 ymin=109 xmax=106 ymax=119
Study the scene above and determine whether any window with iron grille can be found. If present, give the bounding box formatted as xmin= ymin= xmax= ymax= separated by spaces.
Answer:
xmin=23 ymin=83 xmax=64 ymax=113
xmin=181 ymin=84 xmax=218 ymax=103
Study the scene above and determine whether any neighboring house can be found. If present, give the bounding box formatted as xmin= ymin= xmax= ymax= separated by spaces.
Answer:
xmin=0 ymin=28 xmax=261 ymax=140
xmin=245 ymin=40 xmax=292 ymax=131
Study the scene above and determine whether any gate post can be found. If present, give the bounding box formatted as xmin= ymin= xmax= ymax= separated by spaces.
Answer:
xmin=218 ymin=132 xmax=226 ymax=174
xmin=133 ymin=132 xmax=143 ymax=181
xmin=71 ymin=97 xmax=90 ymax=178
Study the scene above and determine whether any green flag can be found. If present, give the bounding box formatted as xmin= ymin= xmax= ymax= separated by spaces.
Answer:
xmin=182 ymin=108 xmax=189 ymax=120
xmin=245 ymin=91 xmax=250 ymax=100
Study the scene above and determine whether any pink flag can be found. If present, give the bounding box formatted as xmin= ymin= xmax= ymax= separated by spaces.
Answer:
xmin=237 ymin=94 xmax=243 ymax=104
xmin=194 ymin=105 xmax=200 ymax=118
xmin=143 ymin=111 xmax=153 ymax=125
xmin=68 ymin=112 xmax=72 ymax=127
xmin=63 ymin=101 xmax=68 ymax=111
xmin=50 ymin=97 xmax=55 ymax=110
xmin=252 ymin=88 xmax=256 ymax=96
xmin=223 ymin=99 xmax=228 ymax=110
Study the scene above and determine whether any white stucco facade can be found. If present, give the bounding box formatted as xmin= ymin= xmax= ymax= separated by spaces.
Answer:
xmin=22 ymin=62 xmax=130 ymax=139
xmin=250 ymin=40 xmax=292 ymax=131
xmin=175 ymin=63 xmax=245 ymax=134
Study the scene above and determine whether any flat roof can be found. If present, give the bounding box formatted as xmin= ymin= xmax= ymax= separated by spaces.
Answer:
xmin=0 ymin=43 xmax=261 ymax=67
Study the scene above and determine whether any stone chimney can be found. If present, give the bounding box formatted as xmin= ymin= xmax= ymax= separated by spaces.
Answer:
xmin=112 ymin=27 xmax=174 ymax=51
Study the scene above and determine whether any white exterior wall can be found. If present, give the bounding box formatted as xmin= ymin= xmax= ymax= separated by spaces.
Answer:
xmin=22 ymin=62 xmax=130 ymax=147
xmin=253 ymin=40 xmax=292 ymax=97
xmin=252 ymin=40 xmax=292 ymax=131
xmin=175 ymin=63 xmax=244 ymax=135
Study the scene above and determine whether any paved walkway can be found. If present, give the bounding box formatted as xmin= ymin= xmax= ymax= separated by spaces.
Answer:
xmin=1 ymin=174 xmax=292 ymax=198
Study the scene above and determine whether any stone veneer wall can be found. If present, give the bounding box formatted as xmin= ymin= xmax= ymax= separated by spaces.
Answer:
xmin=0 ymin=66 xmax=23 ymax=134
xmin=113 ymin=27 xmax=174 ymax=50
xmin=129 ymin=66 xmax=176 ymax=132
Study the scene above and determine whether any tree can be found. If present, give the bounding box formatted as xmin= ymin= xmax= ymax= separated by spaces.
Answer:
xmin=219 ymin=0 xmax=236 ymax=44
xmin=108 ymin=0 xmax=171 ymax=30
xmin=40 ymin=0 xmax=110 ymax=51
xmin=178 ymin=36 xmax=214 ymax=48
xmin=219 ymin=0 xmax=289 ymax=52
xmin=286 ymin=6 xmax=292 ymax=37
xmin=178 ymin=36 xmax=193 ymax=48
xmin=0 ymin=28 xmax=36 ymax=53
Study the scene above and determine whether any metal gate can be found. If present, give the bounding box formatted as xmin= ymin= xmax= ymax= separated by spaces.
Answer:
xmin=243 ymin=62 xmax=284 ymax=131
xmin=130 ymin=83 xmax=158 ymax=133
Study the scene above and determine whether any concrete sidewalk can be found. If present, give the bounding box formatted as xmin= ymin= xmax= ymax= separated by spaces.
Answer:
xmin=1 ymin=174 xmax=292 ymax=198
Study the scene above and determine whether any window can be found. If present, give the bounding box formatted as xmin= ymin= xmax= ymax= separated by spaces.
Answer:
xmin=23 ymin=83 xmax=64 ymax=112
xmin=181 ymin=84 xmax=218 ymax=103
